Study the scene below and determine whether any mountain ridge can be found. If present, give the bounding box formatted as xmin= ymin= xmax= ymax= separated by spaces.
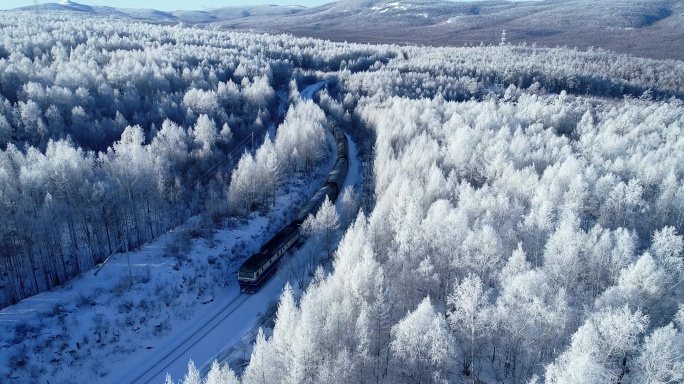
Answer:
xmin=5 ymin=0 xmax=683 ymax=60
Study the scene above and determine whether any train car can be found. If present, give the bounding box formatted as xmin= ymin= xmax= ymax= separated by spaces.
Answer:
xmin=334 ymin=128 xmax=348 ymax=155
xmin=296 ymin=184 xmax=338 ymax=222
xmin=327 ymin=117 xmax=338 ymax=131
xmin=336 ymin=136 xmax=348 ymax=160
xmin=337 ymin=139 xmax=348 ymax=160
xmin=238 ymin=117 xmax=349 ymax=293
xmin=238 ymin=222 xmax=301 ymax=293
xmin=326 ymin=158 xmax=349 ymax=190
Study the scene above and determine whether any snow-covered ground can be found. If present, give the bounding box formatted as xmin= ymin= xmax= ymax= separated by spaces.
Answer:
xmin=300 ymin=80 xmax=329 ymax=101
xmin=0 ymin=177 xmax=311 ymax=383
xmin=118 ymin=261 xmax=288 ymax=384
xmin=0 ymin=80 xmax=361 ymax=384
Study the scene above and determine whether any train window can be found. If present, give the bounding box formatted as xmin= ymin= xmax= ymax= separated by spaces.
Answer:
xmin=238 ymin=271 xmax=254 ymax=279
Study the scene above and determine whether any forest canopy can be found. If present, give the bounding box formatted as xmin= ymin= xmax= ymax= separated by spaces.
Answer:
xmin=1 ymin=9 xmax=683 ymax=384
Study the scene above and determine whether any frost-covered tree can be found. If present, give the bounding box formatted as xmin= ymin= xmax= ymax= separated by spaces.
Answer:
xmin=205 ymin=360 xmax=240 ymax=384
xmin=651 ymin=226 xmax=684 ymax=285
xmin=274 ymin=101 xmax=327 ymax=173
xmin=181 ymin=360 xmax=200 ymax=384
xmin=301 ymin=196 xmax=339 ymax=260
xmin=182 ymin=88 xmax=220 ymax=118
xmin=447 ymin=273 xmax=490 ymax=377
xmin=339 ymin=185 xmax=359 ymax=226
xmin=390 ymin=296 xmax=454 ymax=383
xmin=254 ymin=135 xmax=280 ymax=208
xmin=242 ymin=329 xmax=277 ymax=384
xmin=546 ymin=306 xmax=649 ymax=384
xmin=633 ymin=320 xmax=684 ymax=384
xmin=228 ymin=151 xmax=258 ymax=214
xmin=191 ymin=114 xmax=218 ymax=159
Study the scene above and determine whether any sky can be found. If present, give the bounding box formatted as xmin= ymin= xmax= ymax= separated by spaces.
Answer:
xmin=0 ymin=0 xmax=337 ymax=11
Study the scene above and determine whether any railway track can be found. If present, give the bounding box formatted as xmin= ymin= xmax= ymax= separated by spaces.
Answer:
xmin=130 ymin=293 xmax=249 ymax=383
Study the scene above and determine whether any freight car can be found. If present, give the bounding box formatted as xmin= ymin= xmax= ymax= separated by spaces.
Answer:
xmin=238 ymin=119 xmax=349 ymax=293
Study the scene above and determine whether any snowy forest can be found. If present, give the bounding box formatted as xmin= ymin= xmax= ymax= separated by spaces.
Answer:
xmin=230 ymin=46 xmax=684 ymax=383
xmin=1 ymin=7 xmax=684 ymax=384
xmin=0 ymin=12 xmax=387 ymax=307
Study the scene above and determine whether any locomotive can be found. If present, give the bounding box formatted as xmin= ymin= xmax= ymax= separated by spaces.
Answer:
xmin=237 ymin=119 xmax=349 ymax=293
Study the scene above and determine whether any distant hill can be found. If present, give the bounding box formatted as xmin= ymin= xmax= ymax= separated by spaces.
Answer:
xmin=13 ymin=1 xmax=305 ymax=24
xmin=218 ymin=0 xmax=683 ymax=61
xmin=7 ymin=0 xmax=683 ymax=60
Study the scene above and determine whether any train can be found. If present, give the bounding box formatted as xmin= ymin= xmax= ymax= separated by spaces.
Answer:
xmin=237 ymin=118 xmax=349 ymax=293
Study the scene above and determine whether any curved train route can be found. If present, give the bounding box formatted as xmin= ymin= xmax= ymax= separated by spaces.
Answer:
xmin=133 ymin=80 xmax=341 ymax=383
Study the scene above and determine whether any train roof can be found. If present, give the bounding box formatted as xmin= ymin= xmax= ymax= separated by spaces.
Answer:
xmin=296 ymin=185 xmax=335 ymax=221
xmin=239 ymin=223 xmax=299 ymax=272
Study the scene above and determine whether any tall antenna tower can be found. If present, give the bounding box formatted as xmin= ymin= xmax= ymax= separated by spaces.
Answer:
xmin=32 ymin=0 xmax=42 ymax=23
